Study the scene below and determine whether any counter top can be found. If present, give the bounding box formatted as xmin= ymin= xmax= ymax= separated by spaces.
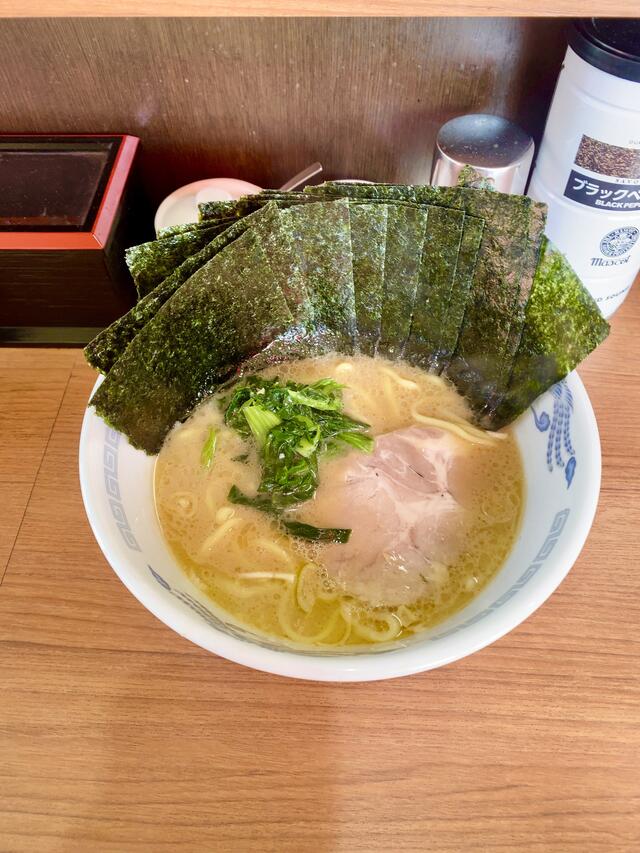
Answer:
xmin=1 ymin=286 xmax=639 ymax=851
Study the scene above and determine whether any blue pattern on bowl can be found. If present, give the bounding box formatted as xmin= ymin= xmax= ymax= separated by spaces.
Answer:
xmin=531 ymin=380 xmax=576 ymax=488
xmin=104 ymin=427 xmax=141 ymax=551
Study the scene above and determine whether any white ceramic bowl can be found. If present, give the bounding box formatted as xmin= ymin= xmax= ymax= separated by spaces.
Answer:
xmin=79 ymin=373 xmax=600 ymax=682
xmin=154 ymin=178 xmax=262 ymax=233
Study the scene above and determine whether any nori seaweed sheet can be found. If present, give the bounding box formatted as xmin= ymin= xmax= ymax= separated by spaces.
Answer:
xmin=308 ymin=185 xmax=484 ymax=369
xmin=197 ymin=191 xmax=300 ymax=222
xmin=87 ymin=181 xmax=611 ymax=451
xmin=403 ymin=206 xmax=464 ymax=369
xmin=490 ymin=240 xmax=609 ymax=429
xmin=125 ymin=223 xmax=227 ymax=299
xmin=198 ymin=190 xmax=322 ymax=223
xmin=198 ymin=197 xmax=262 ymax=222
xmin=155 ymin=215 xmax=238 ymax=240
xmin=436 ymin=214 xmax=485 ymax=375
xmin=456 ymin=165 xmax=497 ymax=191
xmin=378 ymin=204 xmax=428 ymax=359
xmin=194 ymin=198 xmax=251 ymax=224
xmin=349 ymin=204 xmax=388 ymax=356
xmin=284 ymin=200 xmax=357 ymax=351
xmin=85 ymin=205 xmax=279 ymax=374
xmin=312 ymin=183 xmax=537 ymax=413
xmin=306 ymin=182 xmax=406 ymax=201
xmin=406 ymin=185 xmax=543 ymax=413
xmin=447 ymin=195 xmax=532 ymax=412
xmin=232 ymin=325 xmax=343 ymax=378
xmin=448 ymin=190 xmax=537 ymax=412
xmin=248 ymin=203 xmax=314 ymax=326
xmin=247 ymin=189 xmax=323 ymax=202
xmin=454 ymin=168 xmax=549 ymax=418
xmin=491 ymin=200 xmax=547 ymax=413
xmin=90 ymin=228 xmax=293 ymax=454
xmin=308 ymin=186 xmax=483 ymax=367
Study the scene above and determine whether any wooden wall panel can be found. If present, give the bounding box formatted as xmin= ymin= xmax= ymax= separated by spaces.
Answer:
xmin=0 ymin=18 xmax=567 ymax=206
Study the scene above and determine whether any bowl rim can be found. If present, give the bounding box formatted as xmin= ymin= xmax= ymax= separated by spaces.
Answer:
xmin=79 ymin=371 xmax=601 ymax=682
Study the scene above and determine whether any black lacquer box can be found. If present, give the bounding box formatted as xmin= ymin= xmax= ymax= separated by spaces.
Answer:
xmin=0 ymin=134 xmax=150 ymax=345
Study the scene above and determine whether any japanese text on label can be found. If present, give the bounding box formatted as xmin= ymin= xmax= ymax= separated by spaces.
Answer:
xmin=564 ymin=170 xmax=640 ymax=211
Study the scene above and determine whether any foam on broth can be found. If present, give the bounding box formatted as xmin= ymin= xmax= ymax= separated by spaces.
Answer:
xmin=154 ymin=354 xmax=523 ymax=649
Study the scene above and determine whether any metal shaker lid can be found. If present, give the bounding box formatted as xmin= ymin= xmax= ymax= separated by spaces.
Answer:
xmin=569 ymin=19 xmax=640 ymax=84
xmin=430 ymin=114 xmax=534 ymax=195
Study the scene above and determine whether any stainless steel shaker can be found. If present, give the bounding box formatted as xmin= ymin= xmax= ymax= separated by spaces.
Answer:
xmin=431 ymin=114 xmax=535 ymax=195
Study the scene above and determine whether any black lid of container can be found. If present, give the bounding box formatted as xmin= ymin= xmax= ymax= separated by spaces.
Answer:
xmin=569 ymin=19 xmax=640 ymax=83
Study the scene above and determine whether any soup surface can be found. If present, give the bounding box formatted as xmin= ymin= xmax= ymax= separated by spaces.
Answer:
xmin=155 ymin=354 xmax=523 ymax=649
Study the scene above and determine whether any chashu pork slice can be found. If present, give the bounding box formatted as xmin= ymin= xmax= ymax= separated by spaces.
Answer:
xmin=300 ymin=426 xmax=469 ymax=607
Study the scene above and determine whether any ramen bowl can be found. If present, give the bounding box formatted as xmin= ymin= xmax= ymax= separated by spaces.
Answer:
xmin=79 ymin=372 xmax=600 ymax=682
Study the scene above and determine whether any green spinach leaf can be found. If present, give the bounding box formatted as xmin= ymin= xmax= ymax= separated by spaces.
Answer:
xmin=222 ymin=375 xmax=372 ymax=539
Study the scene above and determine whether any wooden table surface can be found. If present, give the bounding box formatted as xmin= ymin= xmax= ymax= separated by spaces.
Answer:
xmin=1 ymin=288 xmax=639 ymax=852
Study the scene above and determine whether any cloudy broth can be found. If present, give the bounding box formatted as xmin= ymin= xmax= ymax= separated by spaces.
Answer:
xmin=154 ymin=354 xmax=523 ymax=649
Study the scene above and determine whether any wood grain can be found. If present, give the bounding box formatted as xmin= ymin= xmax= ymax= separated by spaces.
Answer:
xmin=1 ymin=285 xmax=639 ymax=851
xmin=0 ymin=349 xmax=76 ymax=576
xmin=0 ymin=350 xmax=76 ymax=485
xmin=0 ymin=18 xmax=568 ymax=208
xmin=0 ymin=1 xmax=637 ymax=16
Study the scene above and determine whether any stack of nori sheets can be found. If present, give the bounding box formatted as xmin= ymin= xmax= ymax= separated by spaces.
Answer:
xmin=86 ymin=183 xmax=609 ymax=455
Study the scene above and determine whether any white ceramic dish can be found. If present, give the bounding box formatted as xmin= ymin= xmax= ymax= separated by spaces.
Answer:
xmin=79 ymin=373 xmax=600 ymax=682
xmin=154 ymin=178 xmax=262 ymax=233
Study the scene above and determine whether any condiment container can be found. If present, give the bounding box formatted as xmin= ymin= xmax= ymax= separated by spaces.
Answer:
xmin=431 ymin=114 xmax=534 ymax=194
xmin=0 ymin=133 xmax=148 ymax=344
xmin=528 ymin=19 xmax=640 ymax=317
